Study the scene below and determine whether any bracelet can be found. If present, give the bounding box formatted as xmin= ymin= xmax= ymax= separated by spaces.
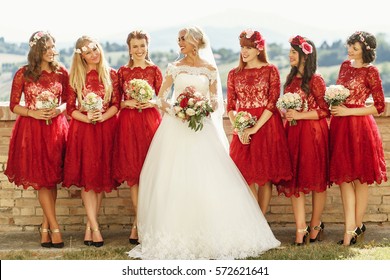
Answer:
xmin=26 ymin=109 xmax=29 ymax=117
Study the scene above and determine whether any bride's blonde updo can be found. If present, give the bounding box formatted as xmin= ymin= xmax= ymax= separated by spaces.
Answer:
xmin=180 ymin=26 xmax=208 ymax=50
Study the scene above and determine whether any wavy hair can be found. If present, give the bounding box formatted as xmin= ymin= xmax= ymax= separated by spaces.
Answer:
xmin=347 ymin=31 xmax=376 ymax=63
xmin=284 ymin=38 xmax=317 ymax=95
xmin=236 ymin=30 xmax=268 ymax=72
xmin=25 ymin=31 xmax=60 ymax=81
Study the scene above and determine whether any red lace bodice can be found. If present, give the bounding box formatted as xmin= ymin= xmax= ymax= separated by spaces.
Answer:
xmin=67 ymin=69 xmax=120 ymax=115
xmin=117 ymin=65 xmax=163 ymax=100
xmin=337 ymin=60 xmax=385 ymax=114
xmin=284 ymin=74 xmax=329 ymax=119
xmin=227 ymin=65 xmax=281 ymax=112
xmin=9 ymin=66 xmax=69 ymax=112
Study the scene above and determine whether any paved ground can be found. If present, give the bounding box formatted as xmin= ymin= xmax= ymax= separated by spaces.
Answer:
xmin=0 ymin=223 xmax=389 ymax=251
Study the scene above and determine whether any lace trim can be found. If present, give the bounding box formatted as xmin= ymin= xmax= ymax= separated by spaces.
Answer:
xmin=166 ymin=64 xmax=217 ymax=84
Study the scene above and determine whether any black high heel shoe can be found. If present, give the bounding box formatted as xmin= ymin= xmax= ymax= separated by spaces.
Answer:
xmin=50 ymin=229 xmax=64 ymax=248
xmin=310 ymin=222 xmax=325 ymax=243
xmin=337 ymin=227 xmax=362 ymax=246
xmin=129 ymin=225 xmax=139 ymax=245
xmin=358 ymin=223 xmax=366 ymax=242
xmin=84 ymin=226 xmax=93 ymax=246
xmin=92 ymin=228 xmax=104 ymax=247
xmin=38 ymin=224 xmax=52 ymax=248
xmin=293 ymin=226 xmax=310 ymax=246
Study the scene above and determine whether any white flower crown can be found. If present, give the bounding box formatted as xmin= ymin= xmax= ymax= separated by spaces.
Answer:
xmin=29 ymin=31 xmax=49 ymax=48
xmin=74 ymin=42 xmax=97 ymax=54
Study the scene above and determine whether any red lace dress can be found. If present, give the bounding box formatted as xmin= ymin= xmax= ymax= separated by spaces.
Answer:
xmin=63 ymin=69 xmax=120 ymax=193
xmin=5 ymin=66 xmax=69 ymax=190
xmin=330 ymin=60 xmax=387 ymax=185
xmin=227 ymin=65 xmax=292 ymax=186
xmin=276 ymin=75 xmax=330 ymax=197
xmin=112 ymin=65 xmax=163 ymax=186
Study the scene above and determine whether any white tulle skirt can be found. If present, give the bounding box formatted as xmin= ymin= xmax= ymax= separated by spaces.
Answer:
xmin=128 ymin=115 xmax=280 ymax=259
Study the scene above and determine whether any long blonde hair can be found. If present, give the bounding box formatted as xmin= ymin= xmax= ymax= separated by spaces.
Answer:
xmin=69 ymin=36 xmax=113 ymax=104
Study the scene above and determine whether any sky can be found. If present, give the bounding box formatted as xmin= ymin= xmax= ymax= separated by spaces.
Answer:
xmin=0 ymin=0 xmax=389 ymax=47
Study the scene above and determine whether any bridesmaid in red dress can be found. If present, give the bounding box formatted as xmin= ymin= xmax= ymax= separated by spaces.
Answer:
xmin=277 ymin=36 xmax=329 ymax=245
xmin=112 ymin=30 xmax=162 ymax=244
xmin=63 ymin=36 xmax=120 ymax=247
xmin=330 ymin=31 xmax=387 ymax=246
xmin=227 ymin=29 xmax=292 ymax=214
xmin=5 ymin=31 xmax=68 ymax=248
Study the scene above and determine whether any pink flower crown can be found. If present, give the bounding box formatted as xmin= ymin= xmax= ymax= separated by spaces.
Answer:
xmin=289 ymin=35 xmax=313 ymax=55
xmin=239 ymin=29 xmax=265 ymax=51
xmin=29 ymin=31 xmax=50 ymax=48
xmin=354 ymin=31 xmax=373 ymax=50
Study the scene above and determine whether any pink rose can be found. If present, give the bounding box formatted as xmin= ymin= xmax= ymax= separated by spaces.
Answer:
xmin=301 ymin=42 xmax=313 ymax=55
xmin=244 ymin=29 xmax=254 ymax=39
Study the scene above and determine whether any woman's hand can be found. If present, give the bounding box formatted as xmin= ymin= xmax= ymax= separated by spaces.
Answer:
xmin=123 ymin=99 xmax=140 ymax=109
xmin=330 ymin=105 xmax=349 ymax=116
xmin=138 ymin=101 xmax=155 ymax=110
xmin=240 ymin=126 xmax=258 ymax=145
xmin=87 ymin=110 xmax=103 ymax=123
xmin=28 ymin=109 xmax=54 ymax=121
xmin=285 ymin=109 xmax=300 ymax=122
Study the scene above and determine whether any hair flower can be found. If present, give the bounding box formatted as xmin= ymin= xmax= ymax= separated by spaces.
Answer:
xmin=29 ymin=31 xmax=49 ymax=48
xmin=289 ymin=35 xmax=313 ymax=55
xmin=240 ymin=29 xmax=265 ymax=51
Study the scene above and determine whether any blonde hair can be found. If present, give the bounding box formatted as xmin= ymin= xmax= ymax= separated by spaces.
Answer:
xmin=69 ymin=36 xmax=113 ymax=104
xmin=180 ymin=26 xmax=207 ymax=51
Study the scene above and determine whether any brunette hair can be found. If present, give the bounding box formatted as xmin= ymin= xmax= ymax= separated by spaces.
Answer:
xmin=284 ymin=37 xmax=317 ymax=94
xmin=347 ymin=31 xmax=376 ymax=63
xmin=126 ymin=30 xmax=152 ymax=67
xmin=25 ymin=31 xmax=60 ymax=81
xmin=237 ymin=30 xmax=268 ymax=72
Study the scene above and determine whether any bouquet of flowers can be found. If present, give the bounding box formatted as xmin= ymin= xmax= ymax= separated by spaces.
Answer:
xmin=276 ymin=92 xmax=303 ymax=126
xmin=36 ymin=90 xmax=58 ymax=125
xmin=125 ymin=79 xmax=154 ymax=112
xmin=173 ymin=86 xmax=214 ymax=131
xmin=324 ymin=85 xmax=350 ymax=109
xmin=82 ymin=92 xmax=103 ymax=124
xmin=233 ymin=111 xmax=257 ymax=135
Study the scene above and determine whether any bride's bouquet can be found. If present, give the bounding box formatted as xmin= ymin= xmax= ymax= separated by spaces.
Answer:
xmin=173 ymin=86 xmax=214 ymax=131
xmin=233 ymin=111 xmax=257 ymax=136
xmin=276 ymin=92 xmax=302 ymax=126
xmin=82 ymin=92 xmax=103 ymax=125
xmin=36 ymin=90 xmax=58 ymax=125
xmin=324 ymin=85 xmax=350 ymax=109
xmin=125 ymin=79 xmax=154 ymax=112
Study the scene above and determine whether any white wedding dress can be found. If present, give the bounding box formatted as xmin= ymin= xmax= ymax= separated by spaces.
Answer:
xmin=128 ymin=64 xmax=280 ymax=260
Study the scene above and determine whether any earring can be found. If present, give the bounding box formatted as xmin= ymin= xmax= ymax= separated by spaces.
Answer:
xmin=192 ymin=48 xmax=197 ymax=55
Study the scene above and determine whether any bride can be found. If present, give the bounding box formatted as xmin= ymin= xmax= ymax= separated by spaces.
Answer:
xmin=128 ymin=26 xmax=280 ymax=259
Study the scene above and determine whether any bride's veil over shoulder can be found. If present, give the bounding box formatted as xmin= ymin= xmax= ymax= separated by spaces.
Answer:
xmin=200 ymin=36 xmax=229 ymax=152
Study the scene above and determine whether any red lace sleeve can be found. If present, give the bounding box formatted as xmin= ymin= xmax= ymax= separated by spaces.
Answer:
xmin=110 ymin=69 xmax=120 ymax=110
xmin=265 ymin=65 xmax=281 ymax=112
xmin=226 ymin=69 xmax=237 ymax=112
xmin=59 ymin=66 xmax=69 ymax=104
xmin=154 ymin=66 xmax=163 ymax=95
xmin=311 ymin=75 xmax=330 ymax=119
xmin=9 ymin=67 xmax=26 ymax=112
xmin=117 ymin=67 xmax=125 ymax=101
xmin=66 ymin=84 xmax=78 ymax=116
xmin=367 ymin=66 xmax=385 ymax=114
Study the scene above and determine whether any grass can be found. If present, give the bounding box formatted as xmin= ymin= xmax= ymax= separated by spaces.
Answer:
xmin=1 ymin=240 xmax=389 ymax=260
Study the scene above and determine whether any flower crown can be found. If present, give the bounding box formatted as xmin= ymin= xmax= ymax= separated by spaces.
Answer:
xmin=239 ymin=29 xmax=265 ymax=51
xmin=29 ymin=31 xmax=49 ymax=48
xmin=74 ymin=42 xmax=98 ymax=54
xmin=354 ymin=31 xmax=373 ymax=50
xmin=289 ymin=35 xmax=313 ymax=55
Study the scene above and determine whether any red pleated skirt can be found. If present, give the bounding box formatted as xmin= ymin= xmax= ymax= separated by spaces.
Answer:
xmin=63 ymin=115 xmax=119 ymax=193
xmin=229 ymin=107 xmax=292 ymax=186
xmin=5 ymin=114 xmax=69 ymax=190
xmin=330 ymin=106 xmax=387 ymax=185
xmin=277 ymin=118 xmax=329 ymax=197
xmin=112 ymin=107 xmax=161 ymax=186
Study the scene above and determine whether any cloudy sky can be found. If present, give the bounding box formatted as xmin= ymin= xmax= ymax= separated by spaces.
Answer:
xmin=0 ymin=0 xmax=388 ymax=46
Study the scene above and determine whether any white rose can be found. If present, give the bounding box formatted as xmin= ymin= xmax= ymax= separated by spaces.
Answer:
xmin=177 ymin=112 xmax=186 ymax=119
xmin=186 ymin=108 xmax=196 ymax=116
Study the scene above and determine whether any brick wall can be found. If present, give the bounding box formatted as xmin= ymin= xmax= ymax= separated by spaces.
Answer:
xmin=1 ymin=101 xmax=389 ymax=232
